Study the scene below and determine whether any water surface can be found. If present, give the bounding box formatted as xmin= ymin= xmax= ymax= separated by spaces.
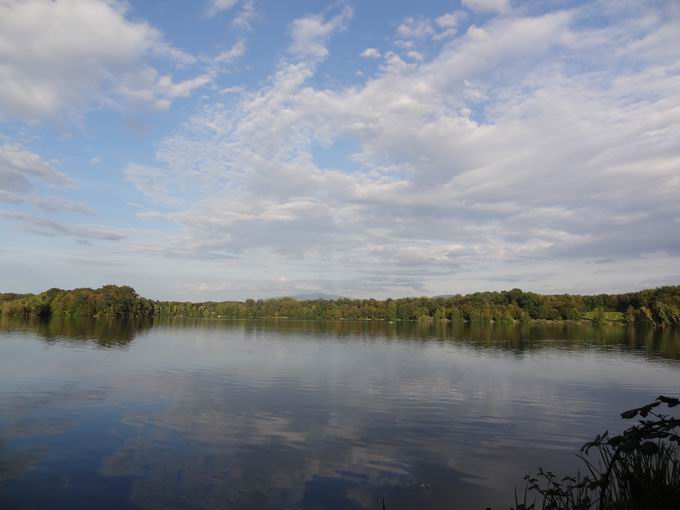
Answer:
xmin=1 ymin=318 xmax=679 ymax=510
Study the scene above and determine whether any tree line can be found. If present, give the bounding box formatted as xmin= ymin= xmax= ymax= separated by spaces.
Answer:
xmin=1 ymin=284 xmax=679 ymax=326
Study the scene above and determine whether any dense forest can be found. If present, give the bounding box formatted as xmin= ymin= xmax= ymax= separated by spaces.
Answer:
xmin=1 ymin=285 xmax=679 ymax=326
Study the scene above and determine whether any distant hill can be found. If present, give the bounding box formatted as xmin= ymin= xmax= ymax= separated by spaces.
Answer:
xmin=285 ymin=293 xmax=348 ymax=301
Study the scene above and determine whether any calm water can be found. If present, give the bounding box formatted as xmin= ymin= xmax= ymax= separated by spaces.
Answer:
xmin=0 ymin=318 xmax=679 ymax=510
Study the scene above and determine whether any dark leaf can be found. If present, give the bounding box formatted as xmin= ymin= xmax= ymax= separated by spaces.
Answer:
xmin=608 ymin=435 xmax=623 ymax=446
xmin=658 ymin=395 xmax=679 ymax=407
xmin=619 ymin=439 xmax=639 ymax=452
xmin=621 ymin=408 xmax=639 ymax=419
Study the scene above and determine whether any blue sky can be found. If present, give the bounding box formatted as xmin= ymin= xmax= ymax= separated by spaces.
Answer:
xmin=0 ymin=0 xmax=679 ymax=300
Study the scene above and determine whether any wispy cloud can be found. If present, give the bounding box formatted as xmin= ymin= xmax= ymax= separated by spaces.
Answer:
xmin=0 ymin=144 xmax=72 ymax=192
xmin=0 ymin=212 xmax=125 ymax=241
xmin=205 ymin=0 xmax=240 ymax=18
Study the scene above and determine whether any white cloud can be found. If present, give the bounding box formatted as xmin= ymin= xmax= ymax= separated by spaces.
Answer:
xmin=360 ymin=48 xmax=381 ymax=59
xmin=0 ymin=0 xmax=208 ymax=121
xmin=205 ymin=0 xmax=239 ymax=17
xmin=433 ymin=10 xmax=467 ymax=41
xmin=396 ymin=17 xmax=434 ymax=40
xmin=232 ymin=0 xmax=256 ymax=32
xmin=219 ymin=86 xmax=246 ymax=94
xmin=462 ymin=0 xmax=510 ymax=14
xmin=110 ymin=69 xmax=214 ymax=112
xmin=436 ymin=11 xmax=466 ymax=30
xmin=288 ymin=6 xmax=352 ymax=60
xmin=157 ymin=74 xmax=214 ymax=101
xmin=214 ymin=40 xmax=246 ymax=65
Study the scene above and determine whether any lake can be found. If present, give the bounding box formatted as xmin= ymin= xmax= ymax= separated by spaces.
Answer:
xmin=0 ymin=317 xmax=679 ymax=510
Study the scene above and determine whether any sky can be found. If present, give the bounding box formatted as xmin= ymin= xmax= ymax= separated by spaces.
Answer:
xmin=0 ymin=0 xmax=679 ymax=301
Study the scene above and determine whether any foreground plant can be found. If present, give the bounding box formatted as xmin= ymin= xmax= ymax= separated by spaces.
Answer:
xmin=510 ymin=395 xmax=680 ymax=510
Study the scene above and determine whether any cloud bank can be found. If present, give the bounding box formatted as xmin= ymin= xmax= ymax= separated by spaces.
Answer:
xmin=124 ymin=2 xmax=680 ymax=297
xmin=1 ymin=1 xmax=679 ymax=299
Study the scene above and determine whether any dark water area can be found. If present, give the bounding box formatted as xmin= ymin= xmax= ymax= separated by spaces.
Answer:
xmin=1 ymin=317 xmax=679 ymax=510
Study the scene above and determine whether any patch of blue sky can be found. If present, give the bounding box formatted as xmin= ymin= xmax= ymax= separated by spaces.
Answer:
xmin=311 ymin=136 xmax=364 ymax=173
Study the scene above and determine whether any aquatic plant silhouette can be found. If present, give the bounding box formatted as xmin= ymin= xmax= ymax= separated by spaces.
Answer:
xmin=508 ymin=395 xmax=680 ymax=510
